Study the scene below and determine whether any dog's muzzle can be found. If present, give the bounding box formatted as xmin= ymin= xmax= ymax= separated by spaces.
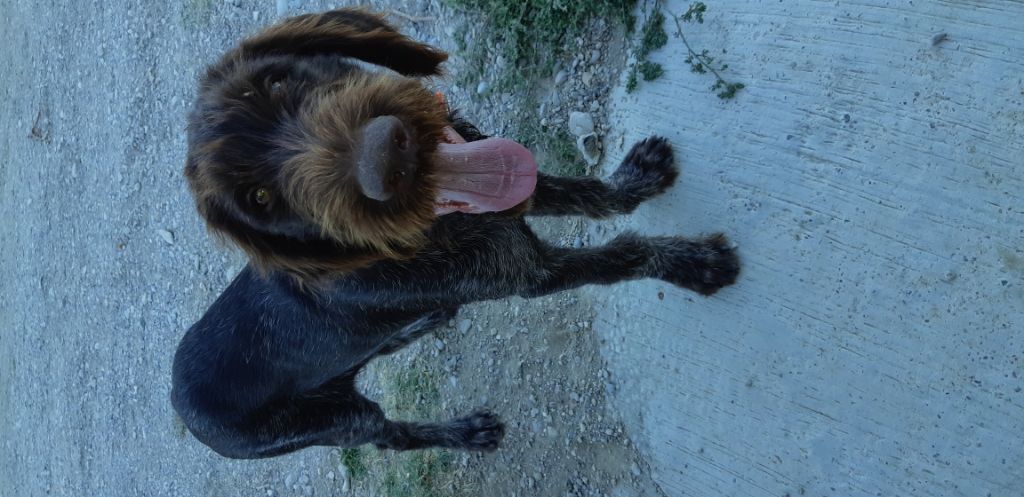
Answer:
xmin=354 ymin=115 xmax=418 ymax=202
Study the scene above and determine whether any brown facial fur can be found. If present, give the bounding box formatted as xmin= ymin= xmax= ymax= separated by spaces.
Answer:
xmin=184 ymin=9 xmax=449 ymax=280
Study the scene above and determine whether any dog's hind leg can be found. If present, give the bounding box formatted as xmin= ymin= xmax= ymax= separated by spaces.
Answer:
xmin=528 ymin=136 xmax=678 ymax=218
xmin=227 ymin=360 xmax=501 ymax=457
xmin=218 ymin=374 xmax=391 ymax=458
xmin=375 ymin=411 xmax=505 ymax=452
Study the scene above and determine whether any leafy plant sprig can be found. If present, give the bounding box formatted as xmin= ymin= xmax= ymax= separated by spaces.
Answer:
xmin=674 ymin=2 xmax=745 ymax=99
xmin=627 ymin=7 xmax=669 ymax=92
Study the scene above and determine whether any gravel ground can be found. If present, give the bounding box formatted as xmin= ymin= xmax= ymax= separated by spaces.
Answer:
xmin=0 ymin=1 xmax=663 ymax=496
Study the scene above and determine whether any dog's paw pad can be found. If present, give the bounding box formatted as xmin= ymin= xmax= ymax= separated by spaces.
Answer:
xmin=662 ymin=234 xmax=740 ymax=296
xmin=610 ymin=136 xmax=679 ymax=201
xmin=455 ymin=411 xmax=505 ymax=451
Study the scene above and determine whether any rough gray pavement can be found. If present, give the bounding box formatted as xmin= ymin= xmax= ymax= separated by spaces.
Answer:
xmin=586 ymin=1 xmax=1024 ymax=496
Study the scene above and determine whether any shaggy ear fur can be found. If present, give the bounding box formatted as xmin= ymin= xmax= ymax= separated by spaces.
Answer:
xmin=239 ymin=8 xmax=447 ymax=76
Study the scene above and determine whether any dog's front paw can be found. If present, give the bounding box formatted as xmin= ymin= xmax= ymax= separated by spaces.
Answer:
xmin=452 ymin=411 xmax=505 ymax=451
xmin=659 ymin=234 xmax=740 ymax=296
xmin=609 ymin=136 xmax=679 ymax=209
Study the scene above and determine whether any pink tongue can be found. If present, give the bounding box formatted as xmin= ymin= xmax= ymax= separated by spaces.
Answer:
xmin=434 ymin=129 xmax=538 ymax=214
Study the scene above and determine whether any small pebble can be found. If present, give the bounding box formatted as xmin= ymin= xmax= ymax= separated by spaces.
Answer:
xmin=576 ymin=133 xmax=602 ymax=166
xmin=157 ymin=229 xmax=174 ymax=245
xmin=568 ymin=111 xmax=595 ymax=137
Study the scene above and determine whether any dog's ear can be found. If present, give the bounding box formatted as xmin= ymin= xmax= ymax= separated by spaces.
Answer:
xmin=240 ymin=8 xmax=447 ymax=76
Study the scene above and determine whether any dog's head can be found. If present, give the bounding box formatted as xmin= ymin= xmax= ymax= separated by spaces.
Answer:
xmin=185 ymin=9 xmax=453 ymax=278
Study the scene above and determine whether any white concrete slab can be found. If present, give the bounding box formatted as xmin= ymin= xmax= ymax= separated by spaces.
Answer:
xmin=587 ymin=1 xmax=1024 ymax=496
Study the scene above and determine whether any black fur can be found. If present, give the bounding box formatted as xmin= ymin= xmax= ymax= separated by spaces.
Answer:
xmin=172 ymin=136 xmax=739 ymax=458
xmin=172 ymin=8 xmax=739 ymax=460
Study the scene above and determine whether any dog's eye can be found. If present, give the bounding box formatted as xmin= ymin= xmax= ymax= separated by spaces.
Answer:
xmin=252 ymin=187 xmax=272 ymax=206
xmin=270 ymin=81 xmax=284 ymax=94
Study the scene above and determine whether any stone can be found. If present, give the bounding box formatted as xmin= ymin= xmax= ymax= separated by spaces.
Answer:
xmin=576 ymin=133 xmax=602 ymax=166
xmin=157 ymin=229 xmax=174 ymax=245
xmin=567 ymin=111 xmax=595 ymax=137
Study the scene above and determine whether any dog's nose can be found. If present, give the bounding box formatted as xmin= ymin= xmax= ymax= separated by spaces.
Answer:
xmin=354 ymin=115 xmax=417 ymax=202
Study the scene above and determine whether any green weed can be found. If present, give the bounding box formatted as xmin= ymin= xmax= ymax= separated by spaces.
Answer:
xmin=340 ymin=447 xmax=368 ymax=481
xmin=627 ymin=5 xmax=669 ymax=92
xmin=445 ymin=0 xmax=635 ymax=83
xmin=381 ymin=450 xmax=457 ymax=497
xmin=675 ymin=2 xmax=745 ymax=99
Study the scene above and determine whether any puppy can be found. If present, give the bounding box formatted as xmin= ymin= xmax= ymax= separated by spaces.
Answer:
xmin=172 ymin=8 xmax=739 ymax=459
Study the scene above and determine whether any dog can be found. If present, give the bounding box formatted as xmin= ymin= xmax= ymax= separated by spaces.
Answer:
xmin=171 ymin=8 xmax=739 ymax=459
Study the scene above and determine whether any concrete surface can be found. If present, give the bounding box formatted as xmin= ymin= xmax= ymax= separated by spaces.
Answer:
xmin=588 ymin=1 xmax=1024 ymax=496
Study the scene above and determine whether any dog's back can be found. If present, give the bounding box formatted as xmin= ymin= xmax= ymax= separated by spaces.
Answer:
xmin=172 ymin=266 xmax=386 ymax=457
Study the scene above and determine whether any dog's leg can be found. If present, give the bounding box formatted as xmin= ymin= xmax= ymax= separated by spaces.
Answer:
xmin=523 ymin=232 xmax=739 ymax=297
xmin=376 ymin=411 xmax=505 ymax=452
xmin=351 ymin=221 xmax=737 ymax=302
xmin=374 ymin=307 xmax=457 ymax=357
xmin=225 ymin=371 xmax=501 ymax=457
xmin=224 ymin=375 xmax=390 ymax=458
xmin=528 ymin=136 xmax=678 ymax=218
